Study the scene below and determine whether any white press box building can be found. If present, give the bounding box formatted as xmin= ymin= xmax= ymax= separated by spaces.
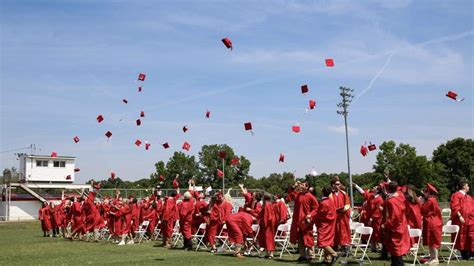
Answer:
xmin=0 ymin=154 xmax=90 ymax=221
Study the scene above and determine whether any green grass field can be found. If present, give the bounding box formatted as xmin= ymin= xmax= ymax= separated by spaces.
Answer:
xmin=0 ymin=221 xmax=470 ymax=265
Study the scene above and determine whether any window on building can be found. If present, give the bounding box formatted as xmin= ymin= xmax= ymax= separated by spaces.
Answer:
xmin=36 ymin=160 xmax=48 ymax=167
xmin=53 ymin=161 xmax=66 ymax=168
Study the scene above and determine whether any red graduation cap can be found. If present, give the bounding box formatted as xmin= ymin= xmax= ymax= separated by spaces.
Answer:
xmin=309 ymin=100 xmax=316 ymax=110
xmin=138 ymin=73 xmax=146 ymax=81
xmin=279 ymin=153 xmax=285 ymax=163
xmin=446 ymin=90 xmax=464 ymax=102
xmin=205 ymin=110 xmax=211 ymax=118
xmin=138 ymin=86 xmax=142 ymax=92
xmin=74 ymin=168 xmax=80 ymax=172
xmin=110 ymin=172 xmax=116 ymax=180
xmin=221 ymin=37 xmax=233 ymax=50
xmin=368 ymin=143 xmax=377 ymax=151
xmin=105 ymin=131 xmax=113 ymax=139
xmin=217 ymin=169 xmax=224 ymax=178
xmin=145 ymin=141 xmax=151 ymax=150
xmin=244 ymin=122 xmax=252 ymax=131
xmin=218 ymin=151 xmax=227 ymax=159
xmin=325 ymin=58 xmax=334 ymax=67
xmin=182 ymin=141 xmax=191 ymax=151
xmin=66 ymin=175 xmax=71 ymax=180
xmin=123 ymin=99 xmax=128 ymax=104
xmin=135 ymin=139 xmax=142 ymax=146
xmin=96 ymin=115 xmax=104 ymax=123
xmin=159 ymin=175 xmax=164 ymax=181
xmin=360 ymin=145 xmax=368 ymax=157
xmin=73 ymin=136 xmax=80 ymax=143
xmin=136 ymin=119 xmax=141 ymax=126
xmin=301 ymin=84 xmax=309 ymax=94
xmin=140 ymin=111 xmax=145 ymax=117
xmin=182 ymin=125 xmax=188 ymax=133
xmin=231 ymin=157 xmax=240 ymax=165
xmin=292 ymin=125 xmax=301 ymax=133
xmin=51 ymin=151 xmax=57 ymax=157
xmin=162 ymin=142 xmax=170 ymax=149
xmin=172 ymin=178 xmax=179 ymax=189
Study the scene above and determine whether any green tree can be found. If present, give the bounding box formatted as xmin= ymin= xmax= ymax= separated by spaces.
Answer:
xmin=197 ymin=144 xmax=251 ymax=190
xmin=432 ymin=138 xmax=474 ymax=194
xmin=165 ymin=152 xmax=200 ymax=189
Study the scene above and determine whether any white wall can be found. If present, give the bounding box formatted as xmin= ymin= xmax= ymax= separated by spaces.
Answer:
xmin=0 ymin=201 xmax=42 ymax=221
xmin=22 ymin=156 xmax=75 ymax=182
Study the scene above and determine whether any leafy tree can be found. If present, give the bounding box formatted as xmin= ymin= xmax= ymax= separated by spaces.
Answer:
xmin=432 ymin=138 xmax=474 ymax=195
xmin=165 ymin=151 xmax=200 ymax=189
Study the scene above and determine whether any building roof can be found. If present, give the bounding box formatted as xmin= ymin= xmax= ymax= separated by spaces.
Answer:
xmin=21 ymin=154 xmax=75 ymax=159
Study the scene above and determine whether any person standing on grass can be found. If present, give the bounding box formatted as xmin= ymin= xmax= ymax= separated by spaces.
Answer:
xmin=382 ymin=181 xmax=410 ymax=266
xmin=404 ymin=186 xmax=422 ymax=245
xmin=39 ymin=201 xmax=52 ymax=237
xmin=205 ymin=192 xmax=224 ymax=252
xmin=162 ymin=190 xmax=180 ymax=248
xmin=331 ymin=177 xmax=351 ymax=256
xmin=450 ymin=179 xmax=473 ymax=260
xmin=314 ymin=186 xmax=338 ymax=263
xmin=420 ymin=183 xmax=443 ymax=265
xmin=179 ymin=191 xmax=195 ymax=251
xmin=257 ymin=193 xmax=277 ymax=259
xmin=70 ymin=196 xmax=84 ymax=239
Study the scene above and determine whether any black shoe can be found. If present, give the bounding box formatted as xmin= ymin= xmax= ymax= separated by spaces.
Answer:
xmin=331 ymin=255 xmax=339 ymax=264
xmin=297 ymin=257 xmax=306 ymax=262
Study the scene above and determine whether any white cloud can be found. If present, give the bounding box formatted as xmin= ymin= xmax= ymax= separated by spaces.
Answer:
xmin=328 ymin=125 xmax=359 ymax=135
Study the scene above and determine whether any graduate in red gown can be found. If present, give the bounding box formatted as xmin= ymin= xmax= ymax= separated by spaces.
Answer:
xmin=118 ymin=199 xmax=133 ymax=245
xmin=162 ymin=190 xmax=180 ymax=248
xmin=288 ymin=181 xmax=319 ymax=262
xmin=192 ymin=192 xmax=208 ymax=234
xmin=225 ymin=211 xmax=255 ymax=257
xmin=450 ymin=180 xmax=473 ymax=260
xmin=331 ymin=177 xmax=351 ymax=254
xmin=70 ymin=196 xmax=84 ymax=239
xmin=257 ymin=193 xmax=277 ymax=259
xmin=368 ymin=186 xmax=384 ymax=251
xmin=130 ymin=197 xmax=140 ymax=237
xmin=82 ymin=190 xmax=101 ymax=241
xmin=39 ymin=201 xmax=52 ymax=237
xmin=313 ymin=187 xmax=338 ymax=263
xmin=179 ymin=191 xmax=195 ymax=250
xmin=383 ymin=181 xmax=410 ymax=266
xmin=404 ymin=186 xmax=422 ymax=246
xmin=273 ymin=196 xmax=289 ymax=226
xmin=421 ymin=183 xmax=443 ymax=264
xmin=205 ymin=192 xmax=223 ymax=252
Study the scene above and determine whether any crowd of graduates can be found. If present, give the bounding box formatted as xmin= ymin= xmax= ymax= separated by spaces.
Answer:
xmin=38 ymin=177 xmax=473 ymax=265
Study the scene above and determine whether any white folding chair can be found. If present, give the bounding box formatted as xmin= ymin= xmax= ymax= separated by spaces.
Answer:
xmin=442 ymin=220 xmax=452 ymax=236
xmin=171 ymin=221 xmax=183 ymax=247
xmin=441 ymin=208 xmax=451 ymax=219
xmin=440 ymin=224 xmax=460 ymax=264
xmin=351 ymin=226 xmax=373 ymax=265
xmin=244 ymin=224 xmax=260 ymax=255
xmin=153 ymin=220 xmax=162 ymax=240
xmin=192 ymin=223 xmax=208 ymax=250
xmin=216 ymin=224 xmax=232 ymax=252
xmin=408 ymin=228 xmax=422 ymax=265
xmin=274 ymin=223 xmax=292 ymax=258
xmin=134 ymin=220 xmax=150 ymax=243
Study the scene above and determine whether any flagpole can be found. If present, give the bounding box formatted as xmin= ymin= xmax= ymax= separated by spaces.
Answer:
xmin=222 ymin=158 xmax=225 ymax=193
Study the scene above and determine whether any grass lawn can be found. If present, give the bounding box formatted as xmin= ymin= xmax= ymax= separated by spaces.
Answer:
xmin=0 ymin=221 xmax=470 ymax=265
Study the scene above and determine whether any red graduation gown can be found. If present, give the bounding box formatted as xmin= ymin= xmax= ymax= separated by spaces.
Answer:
xmin=162 ymin=197 xmax=177 ymax=239
xmin=39 ymin=206 xmax=52 ymax=231
xmin=450 ymin=191 xmax=474 ymax=251
xmin=314 ymin=197 xmax=336 ymax=248
xmin=226 ymin=212 xmax=254 ymax=245
xmin=333 ymin=190 xmax=351 ymax=246
xmin=192 ymin=199 xmax=208 ymax=233
xmin=385 ymin=193 xmax=410 ymax=256
xmin=179 ymin=198 xmax=195 ymax=239
xmin=71 ymin=201 xmax=84 ymax=234
xmin=205 ymin=200 xmax=222 ymax=246
xmin=257 ymin=202 xmax=277 ymax=251
xmin=120 ymin=204 xmax=132 ymax=234
xmin=369 ymin=195 xmax=384 ymax=243
xmin=421 ymin=196 xmax=442 ymax=248
xmin=289 ymin=191 xmax=318 ymax=247
xmin=273 ymin=200 xmax=288 ymax=225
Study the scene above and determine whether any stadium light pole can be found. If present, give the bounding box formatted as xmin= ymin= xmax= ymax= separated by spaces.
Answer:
xmin=337 ymin=86 xmax=355 ymax=208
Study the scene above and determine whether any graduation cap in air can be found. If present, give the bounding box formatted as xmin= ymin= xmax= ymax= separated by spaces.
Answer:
xmin=182 ymin=125 xmax=188 ymax=133
xmin=96 ymin=115 xmax=104 ymax=123
xmin=140 ymin=111 xmax=145 ymax=117
xmin=137 ymin=73 xmax=146 ymax=81
xmin=360 ymin=144 xmax=368 ymax=157
xmin=244 ymin=122 xmax=254 ymax=135
xmin=205 ymin=110 xmax=211 ymax=118
xmin=231 ymin=156 xmax=240 ymax=165
xmin=138 ymin=86 xmax=142 ymax=92
xmin=66 ymin=175 xmax=71 ymax=180
xmin=446 ymin=91 xmax=464 ymax=102
xmin=217 ymin=169 xmax=224 ymax=178
xmin=74 ymin=168 xmax=80 ymax=172
xmin=159 ymin=175 xmax=164 ymax=181
xmin=110 ymin=172 xmax=116 ymax=180
xmin=218 ymin=151 xmax=227 ymax=159
xmin=325 ymin=58 xmax=334 ymax=67
xmin=301 ymin=84 xmax=309 ymax=94
xmin=105 ymin=131 xmax=113 ymax=139
xmin=292 ymin=124 xmax=301 ymax=133
xmin=73 ymin=136 xmax=80 ymax=143
xmin=368 ymin=143 xmax=377 ymax=151
xmin=309 ymin=100 xmax=316 ymax=110
xmin=162 ymin=142 xmax=170 ymax=149
xmin=135 ymin=139 xmax=142 ymax=146
xmin=145 ymin=141 xmax=151 ymax=150
xmin=123 ymin=99 xmax=128 ymax=104
xmin=182 ymin=141 xmax=191 ymax=151
xmin=51 ymin=151 xmax=57 ymax=157
xmin=221 ymin=37 xmax=233 ymax=50
xmin=136 ymin=119 xmax=141 ymax=126
xmin=279 ymin=153 xmax=285 ymax=163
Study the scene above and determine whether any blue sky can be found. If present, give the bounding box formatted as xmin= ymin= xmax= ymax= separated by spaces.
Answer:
xmin=1 ymin=0 xmax=472 ymax=183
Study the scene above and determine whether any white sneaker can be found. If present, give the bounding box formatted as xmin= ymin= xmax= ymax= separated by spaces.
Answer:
xmin=118 ymin=241 xmax=126 ymax=246
xmin=127 ymin=240 xmax=134 ymax=245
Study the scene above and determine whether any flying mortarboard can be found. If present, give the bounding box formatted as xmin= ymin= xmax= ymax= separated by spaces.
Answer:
xmin=218 ymin=151 xmax=227 ymax=159
xmin=360 ymin=144 xmax=368 ymax=157
xmin=73 ymin=136 xmax=80 ymax=143
xmin=66 ymin=175 xmax=71 ymax=180
xmin=279 ymin=153 xmax=285 ymax=163
xmin=110 ymin=172 xmax=116 ymax=180
xmin=325 ymin=58 xmax=334 ymax=67
xmin=205 ymin=110 xmax=211 ymax=118
xmin=231 ymin=157 xmax=240 ymax=165
xmin=96 ymin=115 xmax=104 ymax=123
xmin=51 ymin=151 xmax=57 ymax=157
xmin=123 ymin=99 xmax=128 ymax=104
xmin=105 ymin=131 xmax=112 ymax=139
xmin=309 ymin=100 xmax=316 ymax=110
xmin=162 ymin=142 xmax=170 ymax=149
xmin=292 ymin=124 xmax=301 ymax=133
xmin=138 ymin=73 xmax=146 ymax=81
xmin=74 ymin=168 xmax=80 ymax=172
xmin=217 ymin=169 xmax=224 ymax=178
xmin=182 ymin=141 xmax=191 ymax=151
xmin=136 ymin=119 xmax=141 ymax=126
xmin=145 ymin=141 xmax=151 ymax=150
xmin=221 ymin=37 xmax=233 ymax=50
xmin=140 ymin=111 xmax=145 ymax=117
xmin=182 ymin=125 xmax=188 ymax=133
xmin=446 ymin=90 xmax=464 ymax=102
xmin=135 ymin=139 xmax=142 ymax=146
xmin=368 ymin=143 xmax=377 ymax=151
xmin=301 ymin=84 xmax=309 ymax=94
